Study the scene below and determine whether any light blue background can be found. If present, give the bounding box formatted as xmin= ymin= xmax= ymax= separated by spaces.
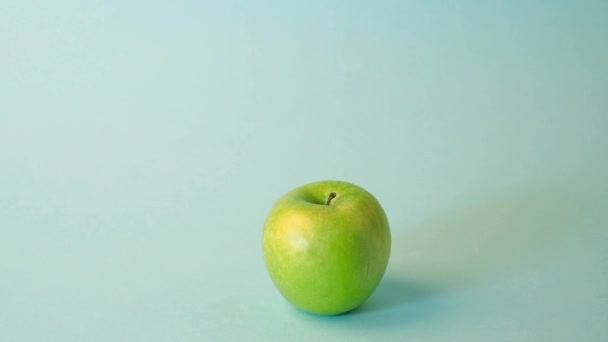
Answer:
xmin=1 ymin=1 xmax=607 ymax=341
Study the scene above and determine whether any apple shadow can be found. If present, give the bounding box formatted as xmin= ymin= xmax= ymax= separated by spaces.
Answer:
xmin=296 ymin=278 xmax=438 ymax=327
xmin=352 ymin=279 xmax=430 ymax=314
xmin=344 ymin=186 xmax=582 ymax=321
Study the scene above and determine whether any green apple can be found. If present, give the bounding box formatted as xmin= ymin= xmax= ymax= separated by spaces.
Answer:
xmin=262 ymin=180 xmax=391 ymax=315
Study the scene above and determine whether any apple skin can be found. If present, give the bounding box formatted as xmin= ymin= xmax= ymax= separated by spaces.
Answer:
xmin=262 ymin=180 xmax=391 ymax=315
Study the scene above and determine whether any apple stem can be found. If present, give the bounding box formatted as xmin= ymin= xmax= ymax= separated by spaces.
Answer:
xmin=325 ymin=192 xmax=337 ymax=205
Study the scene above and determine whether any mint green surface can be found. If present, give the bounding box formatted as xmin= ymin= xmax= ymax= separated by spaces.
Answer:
xmin=1 ymin=1 xmax=607 ymax=341
xmin=263 ymin=181 xmax=391 ymax=315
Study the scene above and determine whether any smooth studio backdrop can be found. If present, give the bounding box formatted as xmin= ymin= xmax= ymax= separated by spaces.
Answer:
xmin=1 ymin=1 xmax=607 ymax=341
